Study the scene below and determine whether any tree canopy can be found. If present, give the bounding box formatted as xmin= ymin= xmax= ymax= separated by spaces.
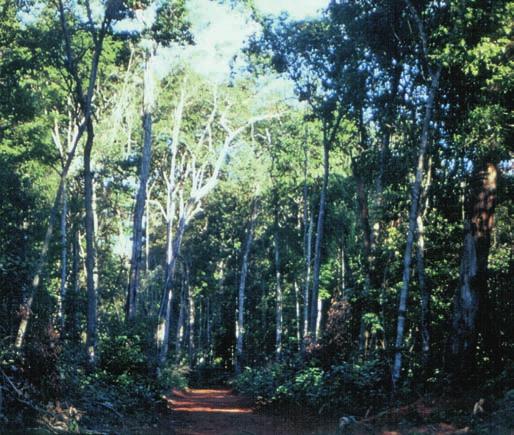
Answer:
xmin=0 ymin=0 xmax=512 ymax=432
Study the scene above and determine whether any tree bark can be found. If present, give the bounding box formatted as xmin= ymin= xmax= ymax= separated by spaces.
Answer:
xmin=274 ymin=224 xmax=283 ymax=360
xmin=310 ymin=139 xmax=329 ymax=342
xmin=450 ymin=163 xmax=498 ymax=376
xmin=206 ymin=297 xmax=212 ymax=363
xmin=156 ymin=214 xmax=186 ymax=369
xmin=59 ymin=182 xmax=68 ymax=334
xmin=417 ymin=158 xmax=432 ymax=371
xmin=14 ymin=121 xmax=85 ymax=349
xmin=84 ymin=120 xmax=98 ymax=367
xmin=175 ymin=271 xmax=186 ymax=358
xmin=187 ymin=261 xmax=195 ymax=367
xmin=126 ymin=50 xmax=155 ymax=321
xmin=55 ymin=0 xmax=111 ymax=363
xmin=294 ymin=281 xmax=301 ymax=351
xmin=356 ymin=175 xmax=373 ymax=355
xmin=391 ymin=67 xmax=440 ymax=390
xmin=235 ymin=197 xmax=259 ymax=374
xmin=70 ymin=226 xmax=81 ymax=341
xmin=374 ymin=64 xmax=401 ymax=243
xmin=301 ymin=141 xmax=312 ymax=352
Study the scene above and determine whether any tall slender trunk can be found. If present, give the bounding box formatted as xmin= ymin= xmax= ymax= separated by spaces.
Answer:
xmin=175 ymin=272 xmax=186 ymax=357
xmin=417 ymin=213 xmax=429 ymax=368
xmin=206 ymin=297 xmax=212 ymax=363
xmin=186 ymin=261 xmax=195 ymax=366
xmin=145 ymin=190 xmax=150 ymax=273
xmin=235 ymin=198 xmax=258 ymax=374
xmin=391 ymin=67 xmax=440 ymax=389
xmin=273 ymin=211 xmax=283 ymax=359
xmin=310 ymin=139 xmax=329 ymax=342
xmin=70 ymin=227 xmax=80 ymax=341
xmin=301 ymin=141 xmax=312 ymax=351
xmin=374 ymin=65 xmax=401 ymax=243
xmin=450 ymin=163 xmax=498 ymax=376
xmin=198 ymin=297 xmax=204 ymax=353
xmin=54 ymin=0 xmax=109 ymax=360
xmin=294 ymin=281 xmax=301 ymax=351
xmin=339 ymin=238 xmax=348 ymax=295
xmin=59 ymin=182 xmax=68 ymax=334
xmin=156 ymin=214 xmax=186 ymax=369
xmin=315 ymin=295 xmax=322 ymax=340
xmin=356 ymin=176 xmax=373 ymax=354
xmin=84 ymin=121 xmax=97 ymax=367
xmin=155 ymin=90 xmax=186 ymax=370
xmin=127 ymin=50 xmax=155 ymax=321
xmin=14 ymin=121 xmax=85 ymax=349
xmin=417 ymin=158 xmax=432 ymax=371
xmin=303 ymin=209 xmax=313 ymax=350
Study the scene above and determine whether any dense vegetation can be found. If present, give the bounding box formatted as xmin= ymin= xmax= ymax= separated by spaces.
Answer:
xmin=0 ymin=0 xmax=512 ymax=433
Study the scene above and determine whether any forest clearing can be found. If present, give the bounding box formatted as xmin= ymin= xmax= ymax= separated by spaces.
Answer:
xmin=0 ymin=0 xmax=512 ymax=433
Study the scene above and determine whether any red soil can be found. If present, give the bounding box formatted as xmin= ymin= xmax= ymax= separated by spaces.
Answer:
xmin=164 ymin=388 xmax=337 ymax=435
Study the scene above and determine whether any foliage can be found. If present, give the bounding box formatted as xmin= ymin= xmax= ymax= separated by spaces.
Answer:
xmin=234 ymin=358 xmax=389 ymax=415
xmin=0 ymin=0 xmax=512 ymax=431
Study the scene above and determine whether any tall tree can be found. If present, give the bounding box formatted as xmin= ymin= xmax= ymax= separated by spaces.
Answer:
xmin=126 ymin=2 xmax=192 ymax=321
xmin=235 ymin=195 xmax=259 ymax=374
xmin=391 ymin=0 xmax=442 ymax=389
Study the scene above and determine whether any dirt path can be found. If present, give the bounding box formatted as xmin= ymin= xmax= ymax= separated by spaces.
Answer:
xmin=164 ymin=388 xmax=338 ymax=435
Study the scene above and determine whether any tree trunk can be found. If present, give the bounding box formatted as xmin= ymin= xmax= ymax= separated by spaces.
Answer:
xmin=356 ymin=176 xmax=373 ymax=355
xmin=126 ymin=50 xmax=155 ymax=321
xmin=450 ymin=163 xmax=498 ymax=376
xmin=235 ymin=198 xmax=258 ymax=374
xmin=156 ymin=214 xmax=186 ymax=370
xmin=14 ymin=121 xmax=85 ymax=349
xmin=391 ymin=67 xmax=440 ymax=390
xmin=186 ymin=261 xmax=195 ymax=367
xmin=273 ymin=212 xmax=283 ymax=360
xmin=155 ymin=89 xmax=185 ymax=370
xmin=294 ymin=281 xmax=301 ymax=351
xmin=206 ymin=297 xmax=212 ymax=363
xmin=175 ymin=272 xmax=186 ymax=358
xmin=374 ymin=64 xmax=401 ymax=243
xmin=84 ymin=120 xmax=97 ymax=367
xmin=59 ymin=182 xmax=68 ymax=334
xmin=145 ymin=189 xmax=150 ymax=273
xmin=70 ymin=226 xmax=81 ymax=341
xmin=417 ymin=158 xmax=432 ymax=371
xmin=301 ymin=141 xmax=312 ymax=352
xmin=310 ymin=139 xmax=329 ymax=342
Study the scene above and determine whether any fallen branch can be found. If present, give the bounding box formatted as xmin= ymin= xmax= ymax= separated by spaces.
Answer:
xmin=97 ymin=401 xmax=124 ymax=421
xmin=0 ymin=368 xmax=56 ymax=418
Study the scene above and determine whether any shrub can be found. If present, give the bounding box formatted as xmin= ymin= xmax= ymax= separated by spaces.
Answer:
xmin=233 ymin=363 xmax=292 ymax=400
xmin=157 ymin=364 xmax=189 ymax=392
xmin=99 ymin=334 xmax=147 ymax=377
xmin=234 ymin=358 xmax=389 ymax=415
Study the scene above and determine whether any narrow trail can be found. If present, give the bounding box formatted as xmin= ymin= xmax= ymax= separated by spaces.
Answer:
xmin=164 ymin=388 xmax=338 ymax=435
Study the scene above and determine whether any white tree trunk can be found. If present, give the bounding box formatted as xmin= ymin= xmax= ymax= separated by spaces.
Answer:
xmin=310 ymin=140 xmax=329 ymax=342
xmin=175 ymin=273 xmax=186 ymax=357
xmin=391 ymin=67 xmax=440 ymax=389
xmin=59 ymin=182 xmax=68 ymax=333
xmin=127 ymin=49 xmax=155 ymax=321
xmin=84 ymin=121 xmax=98 ymax=367
xmin=235 ymin=198 xmax=259 ymax=374
xmin=274 ymin=227 xmax=283 ymax=359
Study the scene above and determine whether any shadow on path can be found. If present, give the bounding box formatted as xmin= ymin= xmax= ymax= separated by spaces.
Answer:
xmin=165 ymin=388 xmax=337 ymax=435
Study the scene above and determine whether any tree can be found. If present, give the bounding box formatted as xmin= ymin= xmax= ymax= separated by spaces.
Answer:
xmin=235 ymin=194 xmax=259 ymax=374
xmin=126 ymin=1 xmax=192 ymax=321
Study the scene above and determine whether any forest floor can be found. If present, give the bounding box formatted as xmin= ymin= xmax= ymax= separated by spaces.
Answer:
xmin=161 ymin=388 xmax=339 ymax=434
xmin=158 ymin=388 xmax=513 ymax=435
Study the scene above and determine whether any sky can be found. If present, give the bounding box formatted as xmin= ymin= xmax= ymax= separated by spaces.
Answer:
xmin=255 ymin=0 xmax=328 ymax=20
xmin=156 ymin=0 xmax=329 ymax=80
